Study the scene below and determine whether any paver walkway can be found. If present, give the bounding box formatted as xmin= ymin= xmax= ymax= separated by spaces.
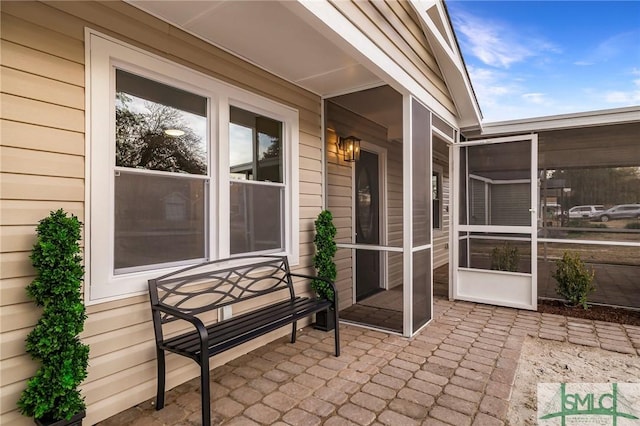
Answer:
xmin=98 ymin=298 xmax=640 ymax=426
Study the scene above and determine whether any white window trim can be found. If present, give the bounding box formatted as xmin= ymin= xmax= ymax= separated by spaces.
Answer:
xmin=85 ymin=30 xmax=299 ymax=303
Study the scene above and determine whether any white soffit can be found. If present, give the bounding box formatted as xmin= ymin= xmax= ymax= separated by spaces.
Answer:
xmin=127 ymin=0 xmax=382 ymax=96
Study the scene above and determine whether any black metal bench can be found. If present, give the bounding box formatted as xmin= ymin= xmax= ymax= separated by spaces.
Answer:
xmin=148 ymin=255 xmax=340 ymax=425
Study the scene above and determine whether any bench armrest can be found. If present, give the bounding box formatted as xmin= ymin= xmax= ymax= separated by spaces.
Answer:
xmin=151 ymin=303 xmax=209 ymax=344
xmin=288 ymin=272 xmax=338 ymax=307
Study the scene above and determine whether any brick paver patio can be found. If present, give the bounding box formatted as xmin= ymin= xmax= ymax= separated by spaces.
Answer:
xmin=98 ymin=298 xmax=640 ymax=426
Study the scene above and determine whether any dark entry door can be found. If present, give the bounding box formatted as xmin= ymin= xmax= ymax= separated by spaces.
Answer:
xmin=355 ymin=150 xmax=381 ymax=301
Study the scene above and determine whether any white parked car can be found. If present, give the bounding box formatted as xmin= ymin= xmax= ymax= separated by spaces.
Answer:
xmin=568 ymin=205 xmax=604 ymax=219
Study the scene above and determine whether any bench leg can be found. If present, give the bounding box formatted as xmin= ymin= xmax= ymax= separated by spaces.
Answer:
xmin=200 ymin=354 xmax=211 ymax=426
xmin=155 ymin=347 xmax=166 ymax=410
xmin=291 ymin=321 xmax=297 ymax=344
xmin=333 ymin=308 xmax=340 ymax=357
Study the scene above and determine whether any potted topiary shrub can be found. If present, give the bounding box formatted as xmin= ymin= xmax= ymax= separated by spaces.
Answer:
xmin=18 ymin=209 xmax=89 ymax=426
xmin=552 ymin=251 xmax=595 ymax=309
xmin=312 ymin=209 xmax=337 ymax=331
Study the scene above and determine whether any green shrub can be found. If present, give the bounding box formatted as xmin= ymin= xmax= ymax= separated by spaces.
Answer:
xmin=312 ymin=210 xmax=337 ymax=301
xmin=625 ymin=222 xmax=640 ymax=229
xmin=18 ymin=210 xmax=89 ymax=421
xmin=552 ymin=251 xmax=595 ymax=309
xmin=490 ymin=242 xmax=519 ymax=272
xmin=566 ymin=219 xmax=583 ymax=228
xmin=567 ymin=221 xmax=607 ymax=231
xmin=590 ymin=223 xmax=608 ymax=229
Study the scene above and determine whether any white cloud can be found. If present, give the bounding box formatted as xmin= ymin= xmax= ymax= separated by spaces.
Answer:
xmin=467 ymin=66 xmax=517 ymax=106
xmin=594 ymin=30 xmax=640 ymax=60
xmin=604 ymin=78 xmax=640 ymax=104
xmin=573 ymin=30 xmax=640 ymax=67
xmin=451 ymin=11 xmax=559 ymax=69
xmin=522 ymin=93 xmax=547 ymax=105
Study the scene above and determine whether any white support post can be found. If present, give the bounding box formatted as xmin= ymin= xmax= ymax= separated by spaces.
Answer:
xmin=402 ymin=95 xmax=413 ymax=337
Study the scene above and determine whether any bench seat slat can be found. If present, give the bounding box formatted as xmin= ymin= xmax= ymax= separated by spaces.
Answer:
xmin=161 ymin=297 xmax=332 ymax=360
xmin=160 ymin=297 xmax=313 ymax=352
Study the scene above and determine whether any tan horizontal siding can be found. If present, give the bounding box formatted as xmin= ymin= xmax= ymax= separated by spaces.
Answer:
xmin=1 ymin=94 xmax=84 ymax=132
xmin=330 ymin=0 xmax=455 ymax=114
xmin=299 ymin=142 xmax=322 ymax=161
xmin=1 ymin=381 xmax=26 ymax=417
xmin=299 ymin=241 xmax=315 ymax=257
xmin=0 ymin=409 xmax=23 ymax=425
xmin=0 ymin=0 xmax=323 ymax=423
xmin=300 ymin=169 xmax=322 ymax=186
xmin=300 ymin=183 xmax=323 ymax=198
xmin=1 ymin=66 xmax=84 ymax=109
xmin=0 ymin=225 xmax=38 ymax=253
xmin=0 ymin=40 xmax=84 ymax=85
xmin=1 ymin=146 xmax=84 ymax=178
xmin=83 ymin=302 xmax=151 ymax=338
xmin=0 ymin=277 xmax=32 ymax=306
xmin=300 ymin=194 xmax=323 ymax=207
xmin=1 ymin=354 xmax=37 ymax=389
xmin=1 ymin=12 xmax=84 ymax=63
xmin=335 ymin=247 xmax=354 ymax=311
xmin=1 ymin=119 xmax=85 ymax=155
xmin=0 ymin=303 xmax=40 ymax=333
xmin=0 ymin=200 xmax=84 ymax=225
xmin=381 ymin=1 xmax=444 ymax=79
xmin=1 ymin=328 xmax=31 ymax=360
xmin=360 ymin=1 xmax=447 ymax=94
xmin=299 ymin=156 xmax=322 ymax=173
xmin=1 ymin=173 xmax=84 ymax=201
xmin=87 ymin=339 xmax=155 ymax=383
xmin=0 ymin=251 xmax=33 ymax=280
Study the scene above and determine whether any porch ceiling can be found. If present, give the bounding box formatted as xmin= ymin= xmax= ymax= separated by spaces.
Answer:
xmin=127 ymin=0 xmax=383 ymax=96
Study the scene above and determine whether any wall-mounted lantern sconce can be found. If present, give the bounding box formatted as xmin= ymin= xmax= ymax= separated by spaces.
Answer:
xmin=337 ymin=136 xmax=361 ymax=162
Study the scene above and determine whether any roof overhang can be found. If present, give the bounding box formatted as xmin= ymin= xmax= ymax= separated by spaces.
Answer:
xmin=409 ymin=0 xmax=482 ymax=129
xmin=463 ymin=106 xmax=640 ymax=138
xmin=126 ymin=0 xmax=383 ymax=97
xmin=125 ymin=0 xmax=477 ymax=129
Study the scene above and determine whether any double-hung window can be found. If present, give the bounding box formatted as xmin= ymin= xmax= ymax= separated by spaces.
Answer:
xmin=229 ymin=107 xmax=284 ymax=254
xmin=87 ymin=32 xmax=299 ymax=301
xmin=114 ymin=70 xmax=209 ymax=274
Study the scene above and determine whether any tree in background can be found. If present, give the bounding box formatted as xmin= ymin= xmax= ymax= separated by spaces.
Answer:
xmin=116 ymin=93 xmax=207 ymax=174
xmin=550 ymin=167 xmax=640 ymax=207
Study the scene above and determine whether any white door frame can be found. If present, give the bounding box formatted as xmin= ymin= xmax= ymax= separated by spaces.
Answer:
xmin=452 ymin=134 xmax=538 ymax=310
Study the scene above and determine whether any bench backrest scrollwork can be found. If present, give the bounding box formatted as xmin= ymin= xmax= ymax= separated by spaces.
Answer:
xmin=148 ymin=255 xmax=295 ymax=325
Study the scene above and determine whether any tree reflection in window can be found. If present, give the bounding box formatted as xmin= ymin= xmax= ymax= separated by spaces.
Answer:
xmin=115 ymin=70 xmax=207 ymax=175
xmin=113 ymin=70 xmax=208 ymax=273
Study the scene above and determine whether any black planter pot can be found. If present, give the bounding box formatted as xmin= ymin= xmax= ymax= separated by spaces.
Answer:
xmin=35 ymin=411 xmax=85 ymax=426
xmin=314 ymin=309 xmax=335 ymax=331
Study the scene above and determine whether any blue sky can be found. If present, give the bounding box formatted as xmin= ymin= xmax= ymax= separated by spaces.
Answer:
xmin=447 ymin=1 xmax=640 ymax=122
